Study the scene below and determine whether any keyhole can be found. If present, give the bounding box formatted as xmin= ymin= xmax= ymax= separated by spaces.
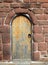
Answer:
xmin=28 ymin=34 xmax=31 ymax=38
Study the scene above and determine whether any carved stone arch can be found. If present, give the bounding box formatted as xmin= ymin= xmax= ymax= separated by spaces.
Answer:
xmin=5 ymin=8 xmax=37 ymax=25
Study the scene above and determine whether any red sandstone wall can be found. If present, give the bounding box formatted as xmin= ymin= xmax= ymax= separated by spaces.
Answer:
xmin=0 ymin=0 xmax=48 ymax=61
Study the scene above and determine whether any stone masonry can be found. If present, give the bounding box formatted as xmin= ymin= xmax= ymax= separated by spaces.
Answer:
xmin=0 ymin=0 xmax=48 ymax=61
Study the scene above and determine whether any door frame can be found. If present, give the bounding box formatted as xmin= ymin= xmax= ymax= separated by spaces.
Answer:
xmin=5 ymin=8 xmax=37 ymax=61
xmin=10 ymin=13 xmax=33 ymax=61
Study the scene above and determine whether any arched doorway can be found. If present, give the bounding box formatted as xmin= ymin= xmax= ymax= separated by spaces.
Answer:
xmin=11 ymin=14 xmax=32 ymax=60
xmin=5 ymin=8 xmax=37 ymax=61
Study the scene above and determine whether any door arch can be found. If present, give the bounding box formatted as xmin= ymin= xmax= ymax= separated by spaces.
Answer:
xmin=11 ymin=14 xmax=32 ymax=60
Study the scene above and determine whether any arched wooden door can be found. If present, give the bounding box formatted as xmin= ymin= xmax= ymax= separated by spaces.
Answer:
xmin=12 ymin=15 xmax=32 ymax=60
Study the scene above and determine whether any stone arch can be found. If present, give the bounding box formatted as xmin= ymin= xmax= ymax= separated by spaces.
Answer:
xmin=5 ymin=8 xmax=37 ymax=25
xmin=5 ymin=8 xmax=37 ymax=60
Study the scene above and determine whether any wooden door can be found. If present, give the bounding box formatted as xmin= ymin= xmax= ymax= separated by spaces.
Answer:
xmin=12 ymin=16 xmax=32 ymax=60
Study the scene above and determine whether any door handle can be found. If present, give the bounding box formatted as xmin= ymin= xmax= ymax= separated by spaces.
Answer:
xmin=28 ymin=34 xmax=31 ymax=38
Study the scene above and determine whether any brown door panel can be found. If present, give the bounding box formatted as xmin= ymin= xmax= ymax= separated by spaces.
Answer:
xmin=12 ymin=16 xmax=31 ymax=60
